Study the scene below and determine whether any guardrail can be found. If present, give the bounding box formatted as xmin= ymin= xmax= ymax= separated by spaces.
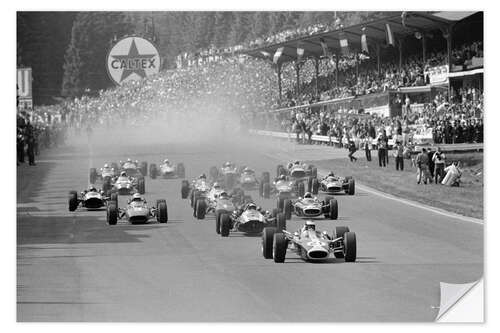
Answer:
xmin=249 ymin=129 xmax=483 ymax=152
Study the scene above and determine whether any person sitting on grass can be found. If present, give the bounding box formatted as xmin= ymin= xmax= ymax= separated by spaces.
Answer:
xmin=442 ymin=161 xmax=462 ymax=187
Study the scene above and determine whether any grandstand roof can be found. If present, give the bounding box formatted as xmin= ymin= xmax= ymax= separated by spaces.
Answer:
xmin=241 ymin=11 xmax=479 ymax=65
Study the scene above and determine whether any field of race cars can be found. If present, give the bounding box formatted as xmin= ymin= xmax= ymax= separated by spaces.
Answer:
xmin=17 ymin=132 xmax=483 ymax=322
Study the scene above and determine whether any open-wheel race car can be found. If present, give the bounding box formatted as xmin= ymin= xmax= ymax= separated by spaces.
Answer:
xmin=180 ymin=176 xmax=211 ymax=205
xmin=262 ymin=221 xmax=357 ymax=263
xmin=281 ymin=193 xmax=338 ymax=220
xmin=89 ymin=163 xmax=118 ymax=185
xmin=106 ymin=193 xmax=168 ymax=225
xmin=218 ymin=202 xmax=286 ymax=237
xmin=314 ymin=172 xmax=355 ymax=195
xmin=277 ymin=161 xmax=317 ymax=180
xmin=259 ymin=175 xmax=306 ymax=212
xmin=105 ymin=171 xmax=146 ymax=195
xmin=209 ymin=162 xmax=242 ymax=190
xmin=149 ymin=159 xmax=185 ymax=179
xmin=236 ymin=167 xmax=270 ymax=190
xmin=119 ymin=158 xmax=148 ymax=177
xmin=68 ymin=185 xmax=117 ymax=211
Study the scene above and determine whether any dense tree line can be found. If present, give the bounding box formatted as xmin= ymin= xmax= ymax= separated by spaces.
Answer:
xmin=18 ymin=11 xmax=393 ymax=102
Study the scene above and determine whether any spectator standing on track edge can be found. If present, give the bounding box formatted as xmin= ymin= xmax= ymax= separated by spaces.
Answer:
xmin=394 ymin=141 xmax=404 ymax=171
xmin=377 ymin=131 xmax=388 ymax=167
xmin=416 ymin=148 xmax=431 ymax=184
xmin=348 ymin=139 xmax=358 ymax=162
xmin=432 ymin=147 xmax=446 ymax=184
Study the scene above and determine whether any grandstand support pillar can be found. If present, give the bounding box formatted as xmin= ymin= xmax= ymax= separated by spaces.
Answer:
xmin=422 ymin=34 xmax=427 ymax=63
xmin=314 ymin=58 xmax=320 ymax=98
xmin=376 ymin=44 xmax=381 ymax=76
xmin=277 ymin=64 xmax=282 ymax=103
xmin=398 ymin=39 xmax=403 ymax=71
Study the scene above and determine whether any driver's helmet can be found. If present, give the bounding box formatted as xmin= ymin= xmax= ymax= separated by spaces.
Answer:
xmin=127 ymin=158 xmax=132 ymax=163
xmin=224 ymin=162 xmax=231 ymax=167
xmin=131 ymin=193 xmax=142 ymax=202
xmin=104 ymin=163 xmax=109 ymax=168
xmin=163 ymin=159 xmax=169 ymax=164
xmin=328 ymin=171 xmax=335 ymax=177
xmin=278 ymin=175 xmax=286 ymax=181
xmin=199 ymin=173 xmax=206 ymax=179
xmin=219 ymin=191 xmax=229 ymax=199
xmin=247 ymin=203 xmax=257 ymax=210
xmin=305 ymin=220 xmax=316 ymax=231
xmin=88 ymin=185 xmax=97 ymax=192
xmin=243 ymin=167 xmax=251 ymax=173
xmin=294 ymin=160 xmax=300 ymax=165
xmin=304 ymin=192 xmax=312 ymax=199
xmin=213 ymin=182 xmax=221 ymax=189
xmin=120 ymin=171 xmax=127 ymax=177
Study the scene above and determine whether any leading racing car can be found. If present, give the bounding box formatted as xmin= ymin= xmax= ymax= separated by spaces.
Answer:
xmin=262 ymin=221 xmax=357 ymax=263
xmin=106 ymin=193 xmax=168 ymax=225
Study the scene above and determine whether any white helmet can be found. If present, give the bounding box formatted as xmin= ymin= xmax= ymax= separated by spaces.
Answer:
xmin=132 ymin=193 xmax=142 ymax=201
xmin=163 ymin=159 xmax=169 ymax=164
xmin=104 ymin=163 xmax=109 ymax=168
xmin=305 ymin=220 xmax=316 ymax=231
xmin=127 ymin=158 xmax=132 ymax=162
xmin=247 ymin=203 xmax=257 ymax=210
xmin=120 ymin=171 xmax=127 ymax=177
xmin=213 ymin=182 xmax=221 ymax=189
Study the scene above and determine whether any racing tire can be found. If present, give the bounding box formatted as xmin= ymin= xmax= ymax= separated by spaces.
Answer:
xmin=298 ymin=182 xmax=305 ymax=197
xmin=110 ymin=192 xmax=118 ymax=207
xmin=209 ymin=166 xmax=218 ymax=180
xmin=343 ymin=231 xmax=357 ymax=262
xmin=89 ymin=168 xmax=97 ymax=184
xmin=215 ymin=209 xmax=227 ymax=234
xmin=107 ymin=203 xmax=118 ymax=225
xmin=348 ymin=178 xmax=355 ymax=195
xmin=177 ymin=163 xmax=185 ymax=179
xmin=196 ymin=199 xmax=207 ymax=220
xmin=312 ymin=178 xmax=320 ymax=195
xmin=277 ymin=197 xmax=285 ymax=211
xmin=262 ymin=182 xmax=270 ymax=199
xmin=262 ymin=227 xmax=276 ymax=259
xmin=276 ymin=212 xmax=286 ymax=231
xmin=273 ymin=233 xmax=287 ymax=263
xmin=156 ymin=200 xmax=168 ymax=223
xmin=329 ymin=198 xmax=338 ymax=220
xmin=259 ymin=181 xmax=264 ymax=197
xmin=68 ymin=190 xmax=78 ymax=212
xmin=190 ymin=190 xmax=195 ymax=207
xmin=333 ymin=226 xmax=350 ymax=258
xmin=283 ymin=199 xmax=292 ymax=220
xmin=149 ymin=163 xmax=157 ymax=179
xmin=311 ymin=166 xmax=317 ymax=178
xmin=261 ymin=171 xmax=270 ymax=184
xmin=103 ymin=179 xmax=111 ymax=194
xmin=307 ymin=177 xmax=313 ymax=193
xmin=181 ymin=180 xmax=190 ymax=199
xmin=137 ymin=177 xmax=146 ymax=194
xmin=139 ymin=161 xmax=148 ymax=176
xmin=220 ymin=213 xmax=231 ymax=237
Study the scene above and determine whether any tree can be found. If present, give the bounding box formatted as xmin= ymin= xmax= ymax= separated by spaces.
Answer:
xmin=61 ymin=12 xmax=134 ymax=97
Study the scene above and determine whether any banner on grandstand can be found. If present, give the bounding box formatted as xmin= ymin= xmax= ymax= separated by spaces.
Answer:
xmin=17 ymin=67 xmax=32 ymax=109
xmin=425 ymin=65 xmax=449 ymax=85
xmin=106 ymin=36 xmax=161 ymax=86
xmin=339 ymin=32 xmax=349 ymax=55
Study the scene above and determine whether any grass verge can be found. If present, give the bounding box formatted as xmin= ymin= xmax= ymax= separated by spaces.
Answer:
xmin=309 ymin=151 xmax=483 ymax=219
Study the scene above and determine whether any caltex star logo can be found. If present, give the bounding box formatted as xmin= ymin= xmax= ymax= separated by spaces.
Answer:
xmin=107 ymin=37 xmax=161 ymax=86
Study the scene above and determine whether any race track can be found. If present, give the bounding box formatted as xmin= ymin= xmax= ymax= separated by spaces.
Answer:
xmin=17 ymin=132 xmax=483 ymax=322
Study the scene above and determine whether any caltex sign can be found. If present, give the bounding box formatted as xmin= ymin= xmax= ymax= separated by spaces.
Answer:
xmin=106 ymin=36 xmax=161 ymax=86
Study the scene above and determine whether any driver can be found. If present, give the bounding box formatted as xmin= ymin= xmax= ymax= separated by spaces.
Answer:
xmin=304 ymin=192 xmax=312 ymax=199
xmin=162 ymin=159 xmax=170 ymax=166
xmin=85 ymin=185 xmax=98 ymax=193
xmin=277 ymin=174 xmax=286 ymax=182
xmin=246 ymin=203 xmax=257 ymax=211
xmin=199 ymin=173 xmax=207 ymax=180
xmin=300 ymin=220 xmax=316 ymax=236
xmin=128 ymin=193 xmax=146 ymax=205
xmin=219 ymin=191 xmax=229 ymax=200
xmin=118 ymin=171 xmax=130 ymax=182
xmin=327 ymin=171 xmax=335 ymax=177
xmin=213 ymin=182 xmax=221 ymax=190
xmin=102 ymin=163 xmax=111 ymax=171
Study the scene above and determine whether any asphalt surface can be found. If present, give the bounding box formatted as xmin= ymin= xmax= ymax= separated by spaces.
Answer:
xmin=17 ymin=133 xmax=483 ymax=322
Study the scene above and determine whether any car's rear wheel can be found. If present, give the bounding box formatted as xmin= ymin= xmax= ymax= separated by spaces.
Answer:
xmin=329 ymin=198 xmax=338 ymax=220
xmin=283 ymin=199 xmax=292 ymax=220
xmin=89 ymin=168 xmax=97 ymax=184
xmin=215 ymin=209 xmax=226 ymax=234
xmin=220 ymin=213 xmax=231 ymax=237
xmin=68 ymin=190 xmax=78 ymax=211
xmin=110 ymin=192 xmax=118 ymax=207
xmin=276 ymin=212 xmax=286 ymax=231
xmin=262 ymin=182 xmax=270 ymax=199
xmin=137 ymin=177 xmax=145 ymax=194
xmin=312 ymin=178 xmax=320 ymax=195
xmin=196 ymin=199 xmax=207 ymax=220
xmin=343 ymin=232 xmax=357 ymax=262
xmin=157 ymin=200 xmax=168 ymax=223
xmin=181 ymin=180 xmax=190 ymax=199
xmin=107 ymin=203 xmax=118 ymax=225
xmin=273 ymin=233 xmax=287 ymax=263
xmin=348 ymin=178 xmax=355 ymax=195
xmin=262 ymin=227 xmax=276 ymax=259
xmin=149 ymin=163 xmax=157 ymax=179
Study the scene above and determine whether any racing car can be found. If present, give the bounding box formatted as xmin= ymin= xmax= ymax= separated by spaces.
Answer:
xmin=262 ymin=221 xmax=357 ymax=263
xmin=315 ymin=172 xmax=355 ymax=195
xmin=180 ymin=175 xmax=212 ymax=207
xmin=259 ymin=175 xmax=306 ymax=211
xmin=236 ymin=167 xmax=269 ymax=190
xmin=149 ymin=159 xmax=185 ymax=179
xmin=68 ymin=185 xmax=117 ymax=211
xmin=281 ymin=193 xmax=338 ymax=220
xmin=277 ymin=161 xmax=317 ymax=180
xmin=89 ymin=163 xmax=118 ymax=184
xmin=119 ymin=158 xmax=148 ymax=177
xmin=106 ymin=193 xmax=168 ymax=225
xmin=209 ymin=162 xmax=241 ymax=189
xmin=218 ymin=202 xmax=286 ymax=237
xmin=106 ymin=171 xmax=146 ymax=195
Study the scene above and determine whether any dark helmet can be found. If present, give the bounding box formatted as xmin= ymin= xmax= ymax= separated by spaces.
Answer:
xmin=199 ymin=173 xmax=206 ymax=179
xmin=278 ymin=175 xmax=286 ymax=181
xmin=120 ymin=171 xmax=127 ymax=177
xmin=247 ymin=203 xmax=257 ymax=210
xmin=88 ymin=185 xmax=97 ymax=192
xmin=304 ymin=192 xmax=312 ymax=199
xmin=305 ymin=220 xmax=316 ymax=231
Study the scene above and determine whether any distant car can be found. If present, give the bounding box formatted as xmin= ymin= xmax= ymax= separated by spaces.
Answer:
xmin=209 ymin=162 xmax=242 ymax=189
xmin=119 ymin=159 xmax=148 ymax=177
xmin=277 ymin=161 xmax=317 ymax=180
xmin=237 ymin=167 xmax=268 ymax=190
xmin=89 ymin=164 xmax=118 ymax=184
xmin=261 ymin=225 xmax=357 ymax=263
xmin=218 ymin=203 xmax=285 ymax=237
xmin=259 ymin=177 xmax=305 ymax=211
xmin=149 ymin=161 xmax=185 ymax=179
xmin=180 ymin=178 xmax=212 ymax=208
xmin=106 ymin=196 xmax=168 ymax=225
xmin=316 ymin=174 xmax=355 ymax=195
xmin=281 ymin=195 xmax=338 ymax=220
xmin=68 ymin=188 xmax=116 ymax=211
xmin=108 ymin=173 xmax=146 ymax=195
